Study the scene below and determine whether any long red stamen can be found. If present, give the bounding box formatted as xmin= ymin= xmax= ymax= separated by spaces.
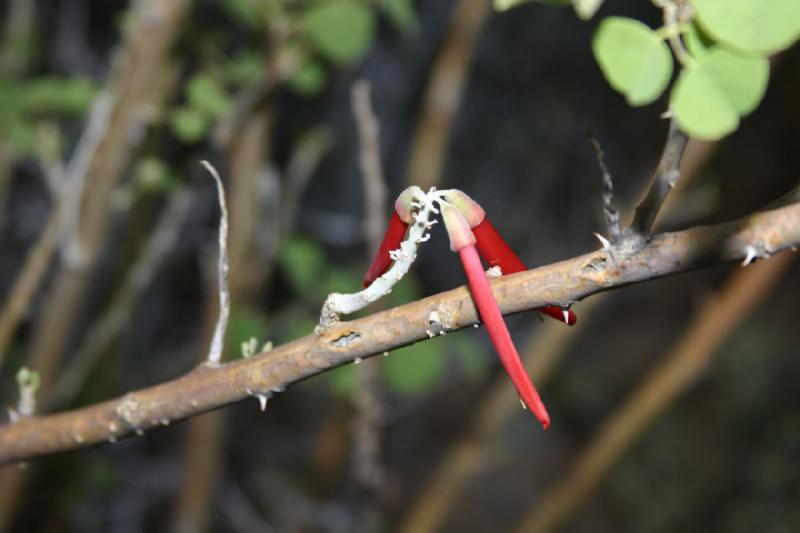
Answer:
xmin=459 ymin=244 xmax=550 ymax=428
xmin=472 ymin=218 xmax=577 ymax=325
xmin=363 ymin=210 xmax=408 ymax=287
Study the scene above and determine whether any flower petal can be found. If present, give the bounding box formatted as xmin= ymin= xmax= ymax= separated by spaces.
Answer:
xmin=473 ymin=218 xmax=577 ymax=325
xmin=363 ymin=211 xmax=409 ymax=287
xmin=459 ymin=244 xmax=550 ymax=428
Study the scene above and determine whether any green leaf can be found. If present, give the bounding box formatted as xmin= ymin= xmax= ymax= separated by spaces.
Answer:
xmin=304 ymin=1 xmax=375 ymax=64
xmin=187 ymin=74 xmax=232 ymax=118
xmin=592 ymin=17 xmax=673 ymax=106
xmin=379 ymin=0 xmax=417 ymax=32
xmin=691 ymin=0 xmax=800 ymax=54
xmin=224 ymin=51 xmax=263 ymax=84
xmin=134 ymin=158 xmax=180 ymax=192
xmin=278 ymin=237 xmax=326 ymax=297
xmin=23 ymin=77 xmax=96 ymax=115
xmin=384 ymin=337 xmax=446 ymax=395
xmin=169 ymin=106 xmax=208 ymax=143
xmin=671 ymin=47 xmax=769 ymax=140
xmin=573 ymin=0 xmax=603 ymax=20
xmin=683 ymin=21 xmax=714 ymax=60
xmin=287 ymin=61 xmax=327 ymax=96
xmin=220 ymin=0 xmax=260 ymax=28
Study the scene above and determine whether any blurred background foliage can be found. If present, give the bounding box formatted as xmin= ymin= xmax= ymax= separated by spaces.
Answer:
xmin=0 ymin=0 xmax=798 ymax=532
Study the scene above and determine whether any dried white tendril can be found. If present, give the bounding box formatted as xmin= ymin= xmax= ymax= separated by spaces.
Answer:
xmin=317 ymin=187 xmax=462 ymax=331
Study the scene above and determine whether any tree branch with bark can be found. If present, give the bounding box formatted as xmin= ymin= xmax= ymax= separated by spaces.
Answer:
xmin=0 ymin=192 xmax=797 ymax=464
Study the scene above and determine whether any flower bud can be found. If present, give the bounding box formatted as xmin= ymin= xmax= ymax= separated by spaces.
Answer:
xmin=441 ymin=202 xmax=476 ymax=252
xmin=394 ymin=186 xmax=423 ymax=223
xmin=443 ymin=189 xmax=485 ymax=228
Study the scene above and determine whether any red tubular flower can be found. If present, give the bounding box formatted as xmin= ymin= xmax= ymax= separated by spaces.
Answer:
xmin=447 ymin=191 xmax=576 ymax=325
xmin=362 ymin=187 xmax=419 ymax=288
xmin=472 ymin=219 xmax=577 ymax=325
xmin=442 ymin=203 xmax=550 ymax=429
xmin=363 ymin=210 xmax=408 ymax=287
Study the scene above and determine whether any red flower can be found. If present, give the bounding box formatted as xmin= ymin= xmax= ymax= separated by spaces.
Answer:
xmin=363 ymin=210 xmax=408 ymax=287
xmin=362 ymin=187 xmax=419 ymax=288
xmin=442 ymin=203 xmax=550 ymax=429
xmin=446 ymin=191 xmax=576 ymax=325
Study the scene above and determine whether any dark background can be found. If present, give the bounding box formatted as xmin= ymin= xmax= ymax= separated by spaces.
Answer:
xmin=0 ymin=0 xmax=799 ymax=531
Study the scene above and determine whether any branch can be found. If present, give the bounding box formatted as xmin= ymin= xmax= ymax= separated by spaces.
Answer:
xmin=352 ymin=79 xmax=389 ymax=495
xmin=630 ymin=119 xmax=690 ymax=235
xmin=405 ymin=0 xmax=491 ymax=189
xmin=352 ymin=80 xmax=388 ymax=248
xmin=0 ymin=200 xmax=798 ymax=464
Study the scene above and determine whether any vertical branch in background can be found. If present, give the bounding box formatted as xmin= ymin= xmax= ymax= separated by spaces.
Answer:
xmin=351 ymin=80 xmax=388 ymax=517
xmin=50 ymin=189 xmax=194 ymax=406
xmin=515 ymin=253 xmax=795 ymax=533
xmin=0 ymin=0 xmax=190 ymax=529
xmin=0 ymin=0 xmax=35 ymax=231
xmin=405 ymin=0 xmax=490 ymax=189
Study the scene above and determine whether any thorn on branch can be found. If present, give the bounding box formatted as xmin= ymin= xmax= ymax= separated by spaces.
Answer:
xmin=201 ymin=160 xmax=230 ymax=366
xmin=588 ymin=132 xmax=622 ymax=245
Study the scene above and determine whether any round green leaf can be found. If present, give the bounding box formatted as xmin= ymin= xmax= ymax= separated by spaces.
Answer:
xmin=671 ymin=47 xmax=769 ymax=140
xmin=683 ymin=21 xmax=713 ymax=60
xmin=691 ymin=0 xmax=800 ymax=54
xmin=592 ymin=17 xmax=673 ymax=106
xmin=288 ymin=61 xmax=327 ymax=96
xmin=304 ymin=2 xmax=375 ymax=64
xmin=169 ymin=107 xmax=208 ymax=143
xmin=187 ymin=74 xmax=232 ymax=119
xmin=379 ymin=0 xmax=418 ymax=32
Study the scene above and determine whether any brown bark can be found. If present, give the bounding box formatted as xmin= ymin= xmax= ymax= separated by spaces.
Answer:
xmin=0 ymin=200 xmax=798 ymax=465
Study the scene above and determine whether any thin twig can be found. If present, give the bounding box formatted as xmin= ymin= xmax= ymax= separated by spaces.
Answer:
xmin=0 ymin=208 xmax=60 ymax=371
xmin=587 ymin=132 xmax=622 ymax=244
xmin=202 ymin=161 xmax=230 ymax=366
xmin=515 ymin=252 xmax=794 ymax=533
xmin=352 ymin=80 xmax=388 ymax=247
xmin=0 ymin=198 xmax=797 ymax=464
xmin=630 ymin=119 xmax=690 ymax=235
xmin=351 ymin=79 xmax=388 ymax=495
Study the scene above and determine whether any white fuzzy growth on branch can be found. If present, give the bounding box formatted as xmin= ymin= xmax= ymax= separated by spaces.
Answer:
xmin=318 ymin=186 xmax=441 ymax=328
